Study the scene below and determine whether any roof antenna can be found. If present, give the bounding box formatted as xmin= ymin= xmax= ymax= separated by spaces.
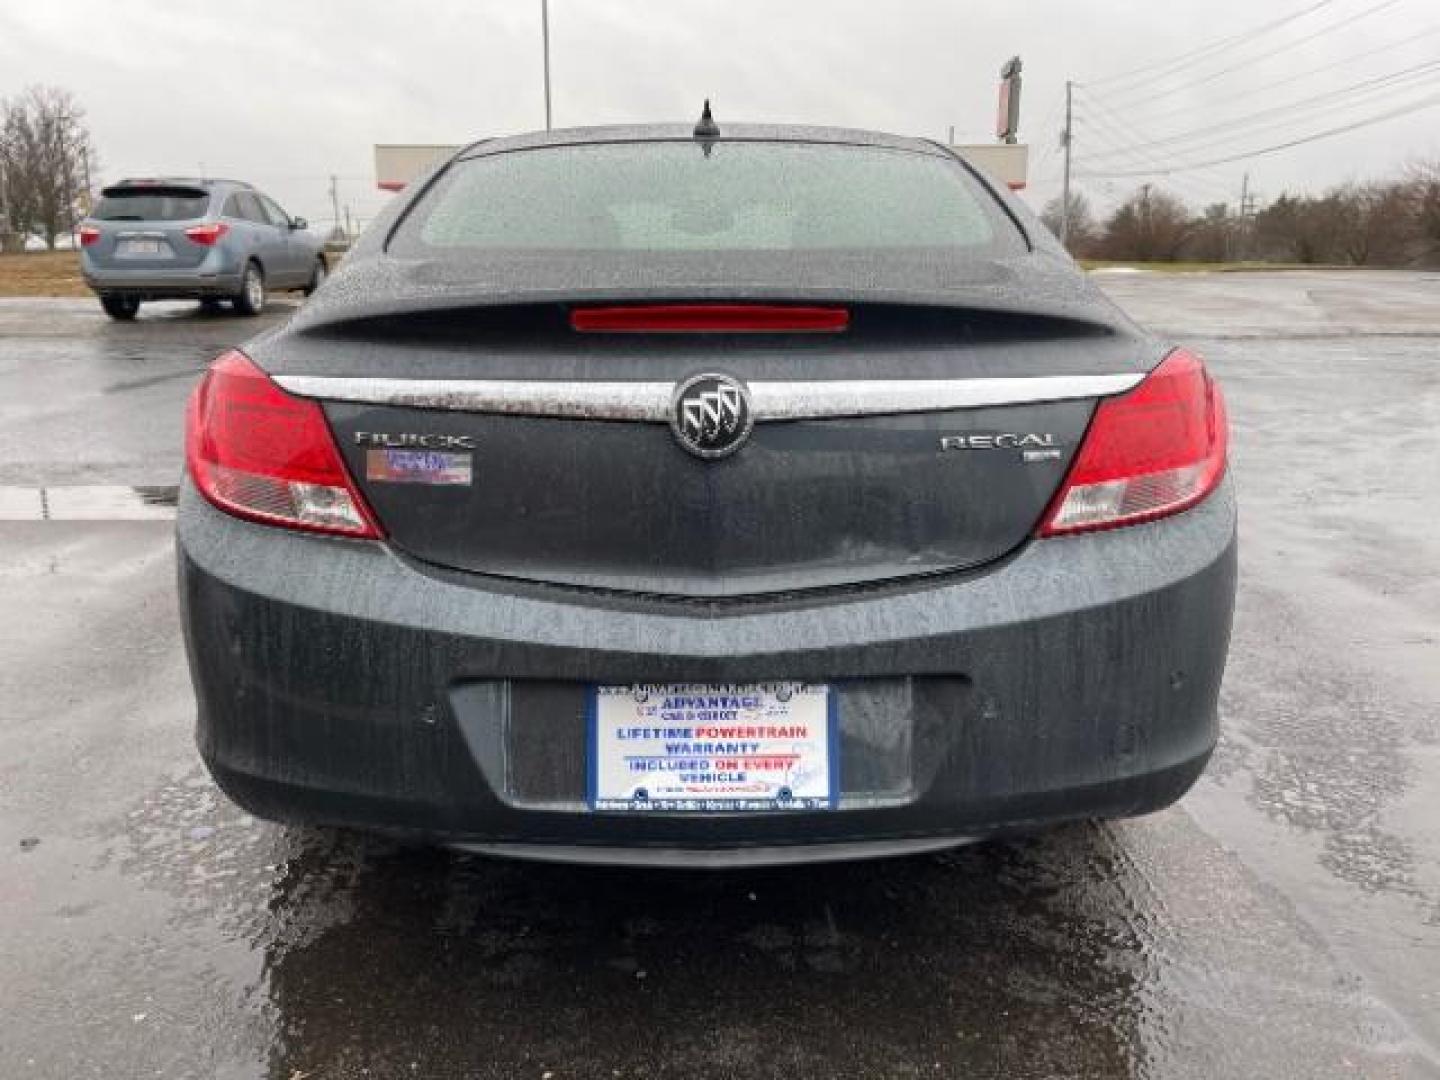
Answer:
xmin=693 ymin=99 xmax=720 ymax=141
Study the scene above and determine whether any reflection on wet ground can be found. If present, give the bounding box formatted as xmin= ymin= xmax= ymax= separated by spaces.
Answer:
xmin=78 ymin=764 xmax=1423 ymax=1080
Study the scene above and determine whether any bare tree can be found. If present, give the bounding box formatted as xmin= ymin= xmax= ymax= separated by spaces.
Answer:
xmin=1250 ymin=182 xmax=1417 ymax=267
xmin=1188 ymin=202 xmax=1238 ymax=263
xmin=1404 ymin=159 xmax=1440 ymax=266
xmin=1039 ymin=190 xmax=1097 ymax=255
xmin=1098 ymin=185 xmax=1193 ymax=262
xmin=1329 ymin=182 xmax=1411 ymax=266
xmin=1253 ymin=194 xmax=1336 ymax=264
xmin=0 ymin=86 xmax=96 ymax=249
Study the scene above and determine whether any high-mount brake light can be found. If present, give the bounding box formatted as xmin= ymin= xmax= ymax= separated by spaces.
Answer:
xmin=185 ymin=350 xmax=381 ymax=539
xmin=184 ymin=222 xmax=229 ymax=246
xmin=570 ymin=304 xmax=850 ymax=333
xmin=1039 ymin=348 xmax=1228 ymax=536
xmin=78 ymin=225 xmax=101 ymax=247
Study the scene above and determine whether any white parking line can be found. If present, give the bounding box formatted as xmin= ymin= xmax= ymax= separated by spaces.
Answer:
xmin=0 ymin=486 xmax=177 ymax=521
xmin=0 ymin=487 xmax=45 ymax=520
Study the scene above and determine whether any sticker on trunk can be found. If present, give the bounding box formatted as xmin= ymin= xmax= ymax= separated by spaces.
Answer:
xmin=588 ymin=682 xmax=837 ymax=811
xmin=365 ymin=447 xmax=472 ymax=486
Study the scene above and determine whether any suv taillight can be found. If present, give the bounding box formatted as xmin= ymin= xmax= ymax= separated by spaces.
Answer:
xmin=78 ymin=225 xmax=100 ymax=247
xmin=1039 ymin=348 xmax=1228 ymax=536
xmin=184 ymin=222 xmax=229 ymax=246
xmin=185 ymin=350 xmax=381 ymax=538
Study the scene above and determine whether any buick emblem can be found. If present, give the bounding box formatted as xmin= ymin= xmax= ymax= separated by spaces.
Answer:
xmin=670 ymin=373 xmax=754 ymax=459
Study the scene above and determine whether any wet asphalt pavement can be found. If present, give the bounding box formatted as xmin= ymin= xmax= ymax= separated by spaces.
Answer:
xmin=2 ymin=275 xmax=1438 ymax=1078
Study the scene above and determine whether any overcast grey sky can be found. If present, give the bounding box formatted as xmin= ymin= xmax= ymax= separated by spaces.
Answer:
xmin=3 ymin=0 xmax=1437 ymax=228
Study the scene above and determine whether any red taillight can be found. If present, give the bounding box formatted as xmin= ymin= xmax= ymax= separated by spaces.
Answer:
xmin=185 ymin=350 xmax=382 ymax=538
xmin=570 ymin=304 xmax=850 ymax=333
xmin=1039 ymin=348 xmax=1228 ymax=536
xmin=184 ymin=222 xmax=229 ymax=246
xmin=78 ymin=225 xmax=100 ymax=247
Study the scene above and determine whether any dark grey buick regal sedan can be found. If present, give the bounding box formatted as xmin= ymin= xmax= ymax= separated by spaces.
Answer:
xmin=177 ymin=119 xmax=1235 ymax=867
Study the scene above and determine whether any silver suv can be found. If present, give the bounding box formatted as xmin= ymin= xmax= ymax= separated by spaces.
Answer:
xmin=79 ymin=178 xmax=328 ymax=320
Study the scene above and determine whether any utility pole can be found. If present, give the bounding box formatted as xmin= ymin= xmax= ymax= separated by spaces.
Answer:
xmin=1236 ymin=172 xmax=1249 ymax=261
xmin=1060 ymin=80 xmax=1073 ymax=247
xmin=1 ymin=129 xmax=11 ymax=241
xmin=329 ymin=174 xmax=341 ymax=235
xmin=541 ymin=0 xmax=553 ymax=131
xmin=1235 ymin=172 xmax=1260 ymax=262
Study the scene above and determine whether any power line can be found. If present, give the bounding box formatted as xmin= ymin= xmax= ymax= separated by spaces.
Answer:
xmin=1058 ymin=1 xmax=1422 ymax=212
xmin=1088 ymin=67 xmax=1440 ymax=165
xmin=1084 ymin=169 xmax=1234 ymax=209
xmin=1073 ymin=162 xmax=1234 ymax=208
xmin=1079 ymin=59 xmax=1440 ymax=163
xmin=1072 ymin=92 xmax=1237 ymax=193
xmin=1069 ymin=110 xmax=1239 ymax=207
xmin=1127 ymin=23 xmax=1440 ymax=127
xmin=1083 ymin=0 xmax=1338 ymax=89
xmin=1075 ymin=88 xmax=1440 ymax=177
xmin=1075 ymin=119 xmax=1235 ymax=200
xmin=1085 ymin=0 xmax=1406 ymax=110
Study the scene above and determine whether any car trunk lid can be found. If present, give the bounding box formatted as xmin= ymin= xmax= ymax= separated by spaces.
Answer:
xmin=260 ymin=294 xmax=1153 ymax=598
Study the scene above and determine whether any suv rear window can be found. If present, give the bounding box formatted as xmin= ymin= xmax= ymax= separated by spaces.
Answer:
xmin=391 ymin=141 xmax=1016 ymax=255
xmin=94 ymin=186 xmax=210 ymax=222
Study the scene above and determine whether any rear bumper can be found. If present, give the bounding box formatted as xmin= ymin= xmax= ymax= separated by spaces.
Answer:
xmin=82 ymin=255 xmax=243 ymax=299
xmin=177 ymin=476 xmax=1237 ymax=865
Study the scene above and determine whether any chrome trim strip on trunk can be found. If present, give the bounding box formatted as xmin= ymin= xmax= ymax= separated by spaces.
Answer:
xmin=277 ymin=378 xmax=671 ymax=421
xmin=747 ymin=375 xmax=1143 ymax=419
xmin=272 ymin=373 xmax=1145 ymax=420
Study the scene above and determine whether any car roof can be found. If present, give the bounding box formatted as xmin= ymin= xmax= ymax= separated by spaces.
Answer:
xmin=457 ymin=123 xmax=953 ymax=161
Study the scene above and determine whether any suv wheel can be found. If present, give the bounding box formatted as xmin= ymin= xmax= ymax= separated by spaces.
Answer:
xmin=302 ymin=257 xmax=327 ymax=297
xmin=232 ymin=262 xmax=265 ymax=317
xmin=100 ymin=296 xmax=140 ymax=321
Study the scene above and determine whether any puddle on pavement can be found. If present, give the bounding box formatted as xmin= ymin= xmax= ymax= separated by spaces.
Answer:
xmin=79 ymin=765 xmax=1426 ymax=1079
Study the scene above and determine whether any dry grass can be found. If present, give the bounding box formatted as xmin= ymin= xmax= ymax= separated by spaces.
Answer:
xmin=0 ymin=251 xmax=90 ymax=297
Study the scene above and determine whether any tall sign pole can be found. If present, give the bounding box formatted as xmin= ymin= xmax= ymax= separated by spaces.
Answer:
xmin=1060 ymin=80 xmax=1073 ymax=247
xmin=997 ymin=57 xmax=1023 ymax=145
xmin=542 ymin=0 xmax=553 ymax=131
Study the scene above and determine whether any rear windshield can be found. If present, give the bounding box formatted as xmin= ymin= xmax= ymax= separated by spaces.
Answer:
xmin=390 ymin=141 xmax=1017 ymax=256
xmin=94 ymin=187 xmax=210 ymax=222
